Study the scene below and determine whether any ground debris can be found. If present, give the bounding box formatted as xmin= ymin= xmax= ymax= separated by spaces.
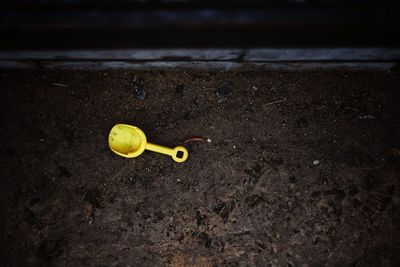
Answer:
xmin=50 ymin=82 xmax=69 ymax=87
xmin=216 ymin=82 xmax=233 ymax=102
xmin=184 ymin=136 xmax=207 ymax=143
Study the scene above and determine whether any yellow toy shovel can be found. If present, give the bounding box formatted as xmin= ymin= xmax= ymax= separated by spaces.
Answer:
xmin=108 ymin=124 xmax=188 ymax=163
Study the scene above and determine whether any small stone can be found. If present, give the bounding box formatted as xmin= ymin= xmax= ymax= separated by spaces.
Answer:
xmin=207 ymin=138 xmax=212 ymax=143
xmin=136 ymin=87 xmax=146 ymax=100
xmin=313 ymin=160 xmax=320 ymax=165
xmin=317 ymin=198 xmax=329 ymax=208
xmin=216 ymin=82 xmax=233 ymax=102
xmin=300 ymin=228 xmax=305 ymax=236
xmin=271 ymin=243 xmax=278 ymax=253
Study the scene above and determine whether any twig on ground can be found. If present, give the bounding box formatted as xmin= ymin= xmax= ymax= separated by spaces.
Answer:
xmin=184 ymin=137 xmax=206 ymax=143
xmin=344 ymin=107 xmax=359 ymax=112
xmin=263 ymin=98 xmax=287 ymax=106
xmin=357 ymin=115 xmax=375 ymax=120
xmin=224 ymin=137 xmax=240 ymax=143
xmin=51 ymin=82 xmax=69 ymax=87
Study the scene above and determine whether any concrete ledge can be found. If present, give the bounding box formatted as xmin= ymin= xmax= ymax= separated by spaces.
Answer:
xmin=0 ymin=60 xmax=397 ymax=71
xmin=1 ymin=48 xmax=400 ymax=61
xmin=1 ymin=48 xmax=399 ymax=71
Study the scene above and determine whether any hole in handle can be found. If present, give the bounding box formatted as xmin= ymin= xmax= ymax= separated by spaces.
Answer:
xmin=176 ymin=151 xmax=184 ymax=159
xmin=172 ymin=146 xmax=188 ymax=162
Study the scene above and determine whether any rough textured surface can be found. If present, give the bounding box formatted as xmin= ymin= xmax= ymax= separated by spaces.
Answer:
xmin=0 ymin=70 xmax=399 ymax=266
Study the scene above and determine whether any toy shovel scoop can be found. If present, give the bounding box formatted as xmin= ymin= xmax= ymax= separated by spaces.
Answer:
xmin=108 ymin=124 xmax=188 ymax=163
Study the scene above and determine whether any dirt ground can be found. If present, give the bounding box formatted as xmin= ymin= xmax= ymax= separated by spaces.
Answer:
xmin=0 ymin=70 xmax=399 ymax=267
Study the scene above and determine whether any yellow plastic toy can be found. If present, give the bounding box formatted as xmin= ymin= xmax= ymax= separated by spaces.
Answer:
xmin=108 ymin=124 xmax=188 ymax=163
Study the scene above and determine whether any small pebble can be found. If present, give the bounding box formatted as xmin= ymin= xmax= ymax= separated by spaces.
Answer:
xmin=136 ymin=87 xmax=146 ymax=100
xmin=313 ymin=160 xmax=320 ymax=165
xmin=207 ymin=138 xmax=212 ymax=143
xmin=216 ymin=82 xmax=233 ymax=102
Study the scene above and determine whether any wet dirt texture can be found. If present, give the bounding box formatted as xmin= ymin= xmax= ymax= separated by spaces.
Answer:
xmin=0 ymin=70 xmax=400 ymax=267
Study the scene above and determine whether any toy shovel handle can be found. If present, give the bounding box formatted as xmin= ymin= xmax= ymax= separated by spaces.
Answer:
xmin=145 ymin=143 xmax=188 ymax=163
